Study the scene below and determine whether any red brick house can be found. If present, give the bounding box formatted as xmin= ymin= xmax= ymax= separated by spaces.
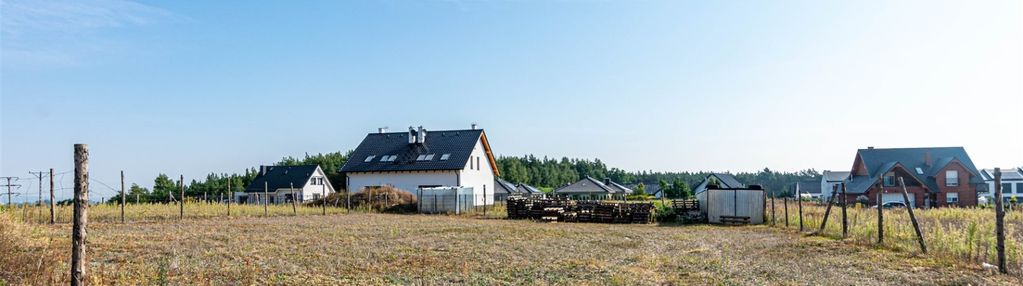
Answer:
xmin=839 ymin=147 xmax=984 ymax=208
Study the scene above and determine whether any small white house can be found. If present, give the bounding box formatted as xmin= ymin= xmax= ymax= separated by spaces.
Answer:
xmin=340 ymin=126 xmax=499 ymax=206
xmin=820 ymin=170 xmax=849 ymax=200
xmin=237 ymin=165 xmax=336 ymax=204
xmin=979 ymin=168 xmax=1023 ymax=203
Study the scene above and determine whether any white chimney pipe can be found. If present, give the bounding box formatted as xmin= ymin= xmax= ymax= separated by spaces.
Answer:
xmin=408 ymin=126 xmax=417 ymax=144
xmin=417 ymin=126 xmax=427 ymax=144
xmin=471 ymin=123 xmax=478 ymax=130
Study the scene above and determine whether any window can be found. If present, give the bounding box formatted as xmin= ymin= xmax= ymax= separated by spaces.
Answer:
xmin=310 ymin=177 xmax=318 ymax=185
xmin=416 ymin=154 xmax=427 ymax=161
xmin=477 ymin=157 xmax=481 ymax=171
xmin=946 ymin=192 xmax=959 ymax=203
xmin=883 ymin=172 xmax=895 ymax=187
xmin=380 ymin=155 xmax=396 ymax=162
xmin=469 ymin=156 xmax=474 ymax=169
xmin=1017 ymin=183 xmax=1023 ymax=194
xmin=313 ymin=193 xmax=321 ymax=200
xmin=945 ymin=170 xmax=959 ymax=187
xmin=915 ymin=167 xmax=924 ymax=175
xmin=1003 ymin=183 xmax=1014 ymax=194
xmin=424 ymin=154 xmax=435 ymax=160
xmin=440 ymin=153 xmax=451 ymax=161
xmin=364 ymin=155 xmax=376 ymax=162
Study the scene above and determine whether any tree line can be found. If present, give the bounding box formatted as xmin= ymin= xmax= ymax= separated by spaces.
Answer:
xmin=106 ymin=152 xmax=822 ymax=203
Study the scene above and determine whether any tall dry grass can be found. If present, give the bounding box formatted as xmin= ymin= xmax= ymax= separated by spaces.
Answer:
xmin=0 ymin=209 xmax=64 ymax=285
xmin=768 ymin=201 xmax=1023 ymax=270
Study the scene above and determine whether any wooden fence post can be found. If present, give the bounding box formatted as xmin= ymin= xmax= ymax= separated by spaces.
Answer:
xmin=770 ymin=192 xmax=776 ymax=226
xmin=818 ymin=188 xmax=837 ymax=234
xmin=898 ymin=177 xmax=927 ymax=253
xmin=841 ymin=182 xmax=848 ymax=238
xmin=994 ymin=168 xmax=1007 ymax=273
xmin=268 ymin=180 xmax=272 ymax=216
xmin=290 ymin=183 xmax=297 ymax=215
xmin=49 ymin=168 xmax=55 ymax=224
xmin=120 ymin=170 xmax=125 ymax=223
xmin=227 ymin=178 xmax=232 ymax=217
xmin=322 ymin=183 xmax=327 ymax=215
xmin=71 ymin=144 xmax=88 ymax=286
xmin=877 ymin=180 xmax=884 ymax=244
xmin=179 ymin=175 xmax=185 ymax=220
xmin=783 ymin=196 xmax=789 ymax=227
xmin=797 ymin=183 xmax=803 ymax=232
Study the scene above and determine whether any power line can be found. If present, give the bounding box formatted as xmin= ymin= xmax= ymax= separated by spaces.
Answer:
xmin=1 ymin=177 xmax=22 ymax=207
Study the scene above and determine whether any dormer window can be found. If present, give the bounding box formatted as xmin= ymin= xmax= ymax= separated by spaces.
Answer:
xmin=364 ymin=155 xmax=376 ymax=162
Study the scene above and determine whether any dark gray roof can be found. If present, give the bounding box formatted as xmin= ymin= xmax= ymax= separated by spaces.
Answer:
xmin=846 ymin=147 xmax=982 ymax=194
xmin=822 ymin=171 xmax=850 ymax=182
xmin=793 ymin=181 xmax=822 ymax=194
xmin=630 ymin=183 xmax=661 ymax=196
xmin=981 ymin=168 xmax=1023 ymax=181
xmin=244 ymin=165 xmax=320 ymax=192
xmin=554 ymin=177 xmax=618 ymax=194
xmin=495 ymin=178 xmax=517 ymax=194
xmin=516 ymin=183 xmax=543 ymax=194
xmin=340 ymin=129 xmax=496 ymax=174
xmin=607 ymin=181 xmax=634 ymax=194
xmin=713 ymin=173 xmax=744 ymax=188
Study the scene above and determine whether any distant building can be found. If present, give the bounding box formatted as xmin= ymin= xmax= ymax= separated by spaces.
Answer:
xmin=693 ymin=173 xmax=745 ymax=195
xmin=793 ymin=181 xmax=823 ymax=200
xmin=238 ymin=165 xmax=336 ymax=204
xmin=494 ymin=177 xmax=518 ymax=201
xmin=979 ymin=168 xmax=1023 ymax=203
xmin=340 ymin=126 xmax=499 ymax=205
xmin=516 ymin=183 xmax=546 ymax=198
xmin=843 ymin=147 xmax=983 ymax=208
xmin=554 ymin=177 xmax=628 ymax=200
xmin=820 ymin=170 xmax=850 ymax=200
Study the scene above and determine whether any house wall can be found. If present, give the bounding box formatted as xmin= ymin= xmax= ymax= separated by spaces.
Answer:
xmin=820 ymin=180 xmax=842 ymax=200
xmin=346 ymin=170 xmax=459 ymax=196
xmin=935 ymin=162 xmax=978 ymax=207
xmin=459 ymin=139 xmax=496 ymax=205
xmin=983 ymin=179 xmax=1023 ymax=202
xmin=848 ymin=185 xmax=929 ymax=208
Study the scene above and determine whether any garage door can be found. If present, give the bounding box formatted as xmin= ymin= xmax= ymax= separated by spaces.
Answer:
xmin=882 ymin=193 xmax=915 ymax=208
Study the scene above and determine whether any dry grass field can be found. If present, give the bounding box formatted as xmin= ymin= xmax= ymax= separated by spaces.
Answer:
xmin=4 ymin=210 xmax=1023 ymax=285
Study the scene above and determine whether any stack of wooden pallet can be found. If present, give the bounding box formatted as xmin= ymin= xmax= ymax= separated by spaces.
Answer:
xmin=506 ymin=198 xmax=654 ymax=224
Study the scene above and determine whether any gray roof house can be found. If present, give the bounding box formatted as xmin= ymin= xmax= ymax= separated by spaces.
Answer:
xmin=495 ymin=177 xmax=518 ymax=194
xmin=793 ymin=181 xmax=822 ymax=199
xmin=693 ymin=173 xmax=745 ymax=195
xmin=516 ymin=183 xmax=545 ymax=197
xmin=979 ymin=168 xmax=1023 ymax=202
xmin=843 ymin=147 xmax=984 ymax=207
xmin=554 ymin=177 xmax=627 ymax=199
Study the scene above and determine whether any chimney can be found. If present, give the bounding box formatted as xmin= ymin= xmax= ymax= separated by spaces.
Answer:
xmin=924 ymin=152 xmax=932 ymax=167
xmin=259 ymin=165 xmax=267 ymax=176
xmin=604 ymin=178 xmax=611 ymax=185
xmin=868 ymin=146 xmax=875 ymax=149
xmin=471 ymin=123 xmax=478 ymax=130
xmin=408 ymin=126 xmax=417 ymax=144
xmin=378 ymin=127 xmax=388 ymax=134
xmin=417 ymin=126 xmax=427 ymax=144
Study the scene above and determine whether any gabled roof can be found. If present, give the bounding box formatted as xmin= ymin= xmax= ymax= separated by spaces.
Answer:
xmin=630 ymin=183 xmax=661 ymax=196
xmin=712 ymin=173 xmax=744 ymax=189
xmin=495 ymin=178 xmax=518 ymax=194
xmin=847 ymin=147 xmax=982 ymax=194
xmin=980 ymin=168 xmax=1023 ymax=181
xmin=244 ymin=165 xmax=322 ymax=193
xmin=516 ymin=183 xmax=543 ymax=194
xmin=554 ymin=177 xmax=618 ymax=194
xmin=793 ymin=181 xmax=822 ymax=194
xmin=607 ymin=181 xmax=634 ymax=195
xmin=822 ymin=171 xmax=850 ymax=182
xmin=339 ymin=128 xmax=499 ymax=176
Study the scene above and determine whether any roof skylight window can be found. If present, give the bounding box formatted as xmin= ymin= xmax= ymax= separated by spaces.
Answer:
xmin=424 ymin=154 xmax=435 ymax=160
xmin=440 ymin=153 xmax=451 ymax=161
xmin=364 ymin=155 xmax=376 ymax=162
xmin=915 ymin=167 xmax=924 ymax=175
xmin=416 ymin=154 xmax=428 ymax=161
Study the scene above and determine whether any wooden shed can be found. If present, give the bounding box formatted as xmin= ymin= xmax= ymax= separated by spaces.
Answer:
xmin=696 ymin=186 xmax=765 ymax=224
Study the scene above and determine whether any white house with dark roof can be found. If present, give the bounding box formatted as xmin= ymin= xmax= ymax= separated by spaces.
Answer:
xmin=554 ymin=177 xmax=628 ymax=200
xmin=820 ymin=170 xmax=850 ymax=200
xmin=693 ymin=173 xmax=745 ymax=195
xmin=238 ymin=165 xmax=336 ymax=204
xmin=340 ymin=126 xmax=499 ymax=205
xmin=979 ymin=168 xmax=1023 ymax=203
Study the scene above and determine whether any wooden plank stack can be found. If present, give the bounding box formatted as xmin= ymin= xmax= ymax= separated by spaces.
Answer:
xmin=506 ymin=197 xmax=654 ymax=224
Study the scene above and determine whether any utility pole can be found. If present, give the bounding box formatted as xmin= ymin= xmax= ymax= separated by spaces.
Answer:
xmin=120 ymin=171 xmax=125 ymax=223
xmin=1 ymin=177 xmax=20 ymax=208
xmin=30 ymin=171 xmax=47 ymax=221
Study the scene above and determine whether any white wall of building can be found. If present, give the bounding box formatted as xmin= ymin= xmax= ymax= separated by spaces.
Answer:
xmin=458 ymin=140 xmax=495 ymax=205
xmin=982 ymin=179 xmax=1023 ymax=202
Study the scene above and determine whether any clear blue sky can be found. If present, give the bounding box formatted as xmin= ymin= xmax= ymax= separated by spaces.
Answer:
xmin=2 ymin=0 xmax=1021 ymax=202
